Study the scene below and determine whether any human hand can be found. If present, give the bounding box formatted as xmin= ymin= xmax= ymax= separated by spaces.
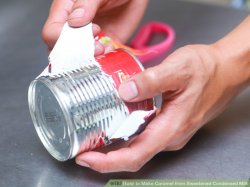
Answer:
xmin=42 ymin=0 xmax=148 ymax=53
xmin=75 ymin=43 xmax=249 ymax=173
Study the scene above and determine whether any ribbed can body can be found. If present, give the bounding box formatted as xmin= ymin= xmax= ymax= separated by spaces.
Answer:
xmin=28 ymin=49 xmax=155 ymax=161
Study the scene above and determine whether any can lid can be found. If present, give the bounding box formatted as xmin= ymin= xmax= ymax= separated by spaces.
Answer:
xmin=28 ymin=78 xmax=74 ymax=161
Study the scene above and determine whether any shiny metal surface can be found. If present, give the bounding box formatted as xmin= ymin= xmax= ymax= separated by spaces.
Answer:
xmin=29 ymin=64 xmax=128 ymax=161
xmin=0 ymin=0 xmax=250 ymax=186
xmin=28 ymin=49 xmax=155 ymax=161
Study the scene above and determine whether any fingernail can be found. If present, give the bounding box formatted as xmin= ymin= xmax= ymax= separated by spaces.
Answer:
xmin=76 ymin=160 xmax=90 ymax=168
xmin=92 ymin=24 xmax=101 ymax=35
xmin=118 ymin=81 xmax=138 ymax=101
xmin=94 ymin=42 xmax=104 ymax=56
xmin=69 ymin=8 xmax=85 ymax=19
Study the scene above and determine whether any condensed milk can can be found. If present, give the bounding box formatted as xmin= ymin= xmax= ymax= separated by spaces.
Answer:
xmin=28 ymin=49 xmax=155 ymax=161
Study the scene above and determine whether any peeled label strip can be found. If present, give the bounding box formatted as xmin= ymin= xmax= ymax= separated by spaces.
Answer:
xmin=39 ymin=22 xmax=97 ymax=77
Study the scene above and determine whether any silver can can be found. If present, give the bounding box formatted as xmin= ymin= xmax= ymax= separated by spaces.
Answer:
xmin=28 ymin=49 xmax=155 ymax=161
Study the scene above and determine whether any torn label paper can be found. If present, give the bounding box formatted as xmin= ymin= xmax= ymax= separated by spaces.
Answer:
xmin=110 ymin=110 xmax=155 ymax=141
xmin=39 ymin=22 xmax=97 ymax=77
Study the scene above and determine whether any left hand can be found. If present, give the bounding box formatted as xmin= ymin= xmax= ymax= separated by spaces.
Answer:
xmin=42 ymin=0 xmax=148 ymax=52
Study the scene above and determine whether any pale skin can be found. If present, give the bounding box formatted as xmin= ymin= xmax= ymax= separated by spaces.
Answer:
xmin=42 ymin=0 xmax=147 ymax=53
xmin=42 ymin=0 xmax=250 ymax=173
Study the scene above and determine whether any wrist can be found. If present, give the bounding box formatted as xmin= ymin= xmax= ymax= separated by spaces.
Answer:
xmin=211 ymin=17 xmax=250 ymax=91
xmin=211 ymin=42 xmax=250 ymax=94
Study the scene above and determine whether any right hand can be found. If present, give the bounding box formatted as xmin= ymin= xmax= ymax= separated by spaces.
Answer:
xmin=42 ymin=0 xmax=148 ymax=53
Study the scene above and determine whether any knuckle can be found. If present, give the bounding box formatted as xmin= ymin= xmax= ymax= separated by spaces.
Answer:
xmin=180 ymin=45 xmax=210 ymax=74
xmin=167 ymin=48 xmax=196 ymax=84
xmin=128 ymin=163 xmax=142 ymax=172
xmin=92 ymin=165 xmax=109 ymax=173
xmin=129 ymin=165 xmax=142 ymax=172
xmin=41 ymin=25 xmax=49 ymax=43
xmin=41 ymin=24 xmax=54 ymax=48
xmin=173 ymin=143 xmax=186 ymax=151
xmin=127 ymin=154 xmax=143 ymax=172
xmin=144 ymin=68 xmax=158 ymax=82
xmin=170 ymin=121 xmax=198 ymax=142
xmin=143 ymin=68 xmax=162 ymax=92
xmin=176 ymin=45 xmax=202 ymax=66
xmin=167 ymin=142 xmax=186 ymax=151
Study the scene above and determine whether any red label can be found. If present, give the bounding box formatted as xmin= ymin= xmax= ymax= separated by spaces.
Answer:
xmin=96 ymin=49 xmax=154 ymax=112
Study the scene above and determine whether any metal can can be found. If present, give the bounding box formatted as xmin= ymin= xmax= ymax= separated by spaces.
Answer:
xmin=28 ymin=49 xmax=155 ymax=161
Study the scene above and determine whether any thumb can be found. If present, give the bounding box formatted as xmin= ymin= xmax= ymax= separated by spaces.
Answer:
xmin=42 ymin=0 xmax=75 ymax=50
xmin=68 ymin=0 xmax=103 ymax=27
xmin=118 ymin=62 xmax=181 ymax=102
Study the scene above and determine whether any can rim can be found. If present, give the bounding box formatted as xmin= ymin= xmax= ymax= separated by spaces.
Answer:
xmin=28 ymin=77 xmax=75 ymax=161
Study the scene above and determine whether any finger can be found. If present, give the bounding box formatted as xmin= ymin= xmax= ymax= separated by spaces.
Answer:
xmin=42 ymin=0 xmax=75 ymax=50
xmin=93 ymin=24 xmax=105 ymax=55
xmin=118 ymin=60 xmax=185 ymax=102
xmin=94 ymin=0 xmax=149 ymax=43
xmin=94 ymin=41 xmax=105 ymax=56
xmin=75 ymin=113 xmax=171 ymax=173
xmin=92 ymin=23 xmax=101 ymax=36
xmin=68 ymin=0 xmax=103 ymax=27
xmin=75 ymin=97 xmax=194 ymax=173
